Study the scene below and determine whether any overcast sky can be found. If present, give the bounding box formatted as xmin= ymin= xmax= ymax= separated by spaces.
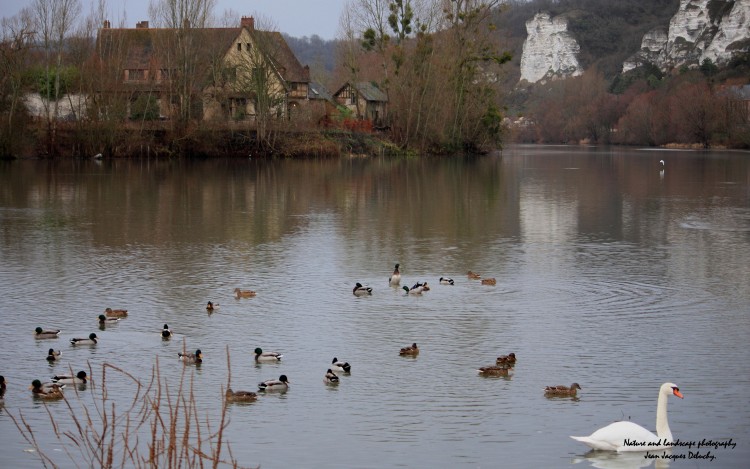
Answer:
xmin=0 ymin=0 xmax=349 ymax=39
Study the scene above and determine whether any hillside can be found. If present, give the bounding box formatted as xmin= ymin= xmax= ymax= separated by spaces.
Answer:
xmin=492 ymin=0 xmax=680 ymax=79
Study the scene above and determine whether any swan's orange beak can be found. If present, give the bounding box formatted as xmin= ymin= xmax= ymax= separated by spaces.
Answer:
xmin=673 ymin=389 xmax=684 ymax=399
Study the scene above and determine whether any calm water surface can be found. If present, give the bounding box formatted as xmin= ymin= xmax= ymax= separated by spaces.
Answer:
xmin=0 ymin=145 xmax=749 ymax=468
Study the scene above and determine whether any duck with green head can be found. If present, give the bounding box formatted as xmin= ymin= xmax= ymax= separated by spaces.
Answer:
xmin=70 ymin=333 xmax=98 ymax=345
xmin=30 ymin=379 xmax=65 ymax=399
xmin=254 ymin=347 xmax=283 ymax=362
xmin=258 ymin=374 xmax=289 ymax=392
xmin=46 ymin=348 xmax=62 ymax=362
xmin=52 ymin=370 xmax=89 ymax=385
xmin=35 ymin=327 xmax=61 ymax=339
xmin=161 ymin=324 xmax=172 ymax=339
xmin=98 ymin=314 xmax=120 ymax=325
xmin=179 ymin=349 xmax=202 ymax=364
xmin=331 ymin=357 xmax=351 ymax=374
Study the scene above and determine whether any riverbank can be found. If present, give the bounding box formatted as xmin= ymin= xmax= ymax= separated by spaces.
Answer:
xmin=2 ymin=125 xmax=405 ymax=160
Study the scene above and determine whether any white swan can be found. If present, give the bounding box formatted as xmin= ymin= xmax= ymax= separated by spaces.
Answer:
xmin=571 ymin=382 xmax=683 ymax=452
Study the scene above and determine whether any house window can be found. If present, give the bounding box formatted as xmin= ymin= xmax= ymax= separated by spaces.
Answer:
xmin=127 ymin=69 xmax=145 ymax=81
xmin=246 ymin=43 xmax=251 ymax=52
xmin=237 ymin=42 xmax=241 ymax=51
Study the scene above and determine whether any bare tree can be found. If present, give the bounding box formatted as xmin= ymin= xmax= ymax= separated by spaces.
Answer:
xmin=149 ymin=0 xmax=217 ymax=123
xmin=0 ymin=11 xmax=35 ymax=156
xmin=31 ymin=0 xmax=82 ymax=155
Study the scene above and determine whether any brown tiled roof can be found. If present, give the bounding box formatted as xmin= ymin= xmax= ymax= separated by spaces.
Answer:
xmin=96 ymin=25 xmax=308 ymax=84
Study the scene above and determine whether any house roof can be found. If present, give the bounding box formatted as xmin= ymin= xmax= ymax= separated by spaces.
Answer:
xmin=334 ymin=82 xmax=388 ymax=102
xmin=95 ymin=24 xmax=309 ymax=83
xmin=308 ymin=82 xmax=334 ymax=101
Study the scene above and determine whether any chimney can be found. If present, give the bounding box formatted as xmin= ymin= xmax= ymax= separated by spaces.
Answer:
xmin=136 ymin=21 xmax=149 ymax=29
xmin=103 ymin=20 xmax=111 ymax=29
xmin=241 ymin=16 xmax=255 ymax=30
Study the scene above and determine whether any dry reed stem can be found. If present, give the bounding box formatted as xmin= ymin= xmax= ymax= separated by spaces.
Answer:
xmin=10 ymin=352 xmax=247 ymax=468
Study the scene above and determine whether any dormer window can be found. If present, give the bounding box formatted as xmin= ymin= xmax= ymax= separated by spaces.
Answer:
xmin=237 ymin=43 xmax=241 ymax=51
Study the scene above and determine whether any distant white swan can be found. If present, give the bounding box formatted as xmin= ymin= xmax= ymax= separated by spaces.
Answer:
xmin=571 ymin=382 xmax=683 ymax=452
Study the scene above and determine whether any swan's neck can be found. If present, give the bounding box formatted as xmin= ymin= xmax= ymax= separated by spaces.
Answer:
xmin=655 ymin=388 xmax=672 ymax=442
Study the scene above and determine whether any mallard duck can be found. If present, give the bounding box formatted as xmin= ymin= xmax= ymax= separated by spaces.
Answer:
xmin=468 ymin=270 xmax=481 ymax=279
xmin=70 ymin=333 xmax=98 ymax=345
xmin=51 ymin=370 xmax=89 ymax=385
xmin=353 ymin=282 xmax=373 ymax=296
xmin=324 ymin=369 xmax=339 ymax=384
xmin=98 ymin=314 xmax=120 ymax=324
xmin=206 ymin=301 xmax=219 ymax=311
xmin=496 ymin=352 xmax=516 ymax=365
xmin=413 ymin=281 xmax=430 ymax=291
xmin=481 ymin=277 xmax=497 ymax=286
xmin=46 ymin=348 xmax=62 ymax=362
xmin=439 ymin=277 xmax=454 ymax=285
xmin=399 ymin=343 xmax=419 ymax=356
xmin=161 ymin=324 xmax=172 ymax=339
xmin=254 ymin=347 xmax=283 ymax=362
xmin=544 ymin=383 xmax=581 ymax=397
xmin=477 ymin=365 xmax=511 ymax=376
xmin=104 ymin=307 xmax=128 ymax=318
xmin=178 ymin=349 xmax=202 ymax=364
xmin=389 ymin=263 xmax=402 ymax=286
xmin=35 ymin=327 xmax=61 ymax=339
xmin=331 ymin=357 xmax=351 ymax=373
xmin=226 ymin=388 xmax=258 ymax=402
xmin=258 ymin=374 xmax=289 ymax=392
xmin=30 ymin=379 xmax=65 ymax=399
xmin=402 ymin=284 xmax=424 ymax=295
xmin=234 ymin=288 xmax=256 ymax=299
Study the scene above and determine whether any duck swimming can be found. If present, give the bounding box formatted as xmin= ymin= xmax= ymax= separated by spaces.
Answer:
xmin=206 ymin=301 xmax=219 ymax=311
xmin=30 ymin=379 xmax=65 ymax=399
xmin=51 ymin=370 xmax=89 ymax=385
xmin=46 ymin=348 xmax=62 ymax=362
xmin=258 ymin=374 xmax=290 ymax=392
xmin=544 ymin=383 xmax=581 ymax=397
xmin=324 ymin=369 xmax=339 ymax=384
xmin=234 ymin=288 xmax=256 ymax=298
xmin=403 ymin=284 xmax=424 ymax=295
xmin=496 ymin=353 xmax=516 ymax=365
xmin=477 ymin=365 xmax=511 ymax=376
xmin=399 ymin=343 xmax=419 ymax=356
xmin=439 ymin=277 xmax=454 ymax=285
xmin=161 ymin=324 xmax=172 ymax=339
xmin=331 ymin=357 xmax=351 ymax=373
xmin=70 ymin=333 xmax=98 ymax=345
xmin=389 ymin=263 xmax=401 ymax=286
xmin=98 ymin=314 xmax=120 ymax=325
xmin=254 ymin=347 xmax=283 ymax=362
xmin=353 ymin=282 xmax=373 ymax=296
xmin=104 ymin=307 xmax=128 ymax=318
xmin=226 ymin=388 xmax=258 ymax=402
xmin=35 ymin=327 xmax=61 ymax=339
xmin=179 ymin=349 xmax=202 ymax=364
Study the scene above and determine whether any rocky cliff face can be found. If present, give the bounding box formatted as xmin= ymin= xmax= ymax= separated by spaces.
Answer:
xmin=624 ymin=0 xmax=750 ymax=72
xmin=519 ymin=12 xmax=582 ymax=83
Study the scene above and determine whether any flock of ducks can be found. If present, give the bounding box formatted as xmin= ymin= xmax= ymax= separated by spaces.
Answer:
xmin=13 ymin=265 xmax=582 ymax=408
xmin=357 ymin=265 xmax=583 ymax=396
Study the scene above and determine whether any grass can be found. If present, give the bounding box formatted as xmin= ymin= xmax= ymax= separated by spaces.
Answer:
xmin=10 ymin=348 xmax=256 ymax=469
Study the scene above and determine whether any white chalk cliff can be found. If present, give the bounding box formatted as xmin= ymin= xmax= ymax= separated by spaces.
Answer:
xmin=624 ymin=0 xmax=750 ymax=72
xmin=520 ymin=12 xmax=582 ymax=83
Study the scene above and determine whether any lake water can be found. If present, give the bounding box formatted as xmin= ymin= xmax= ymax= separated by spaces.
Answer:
xmin=0 ymin=145 xmax=749 ymax=468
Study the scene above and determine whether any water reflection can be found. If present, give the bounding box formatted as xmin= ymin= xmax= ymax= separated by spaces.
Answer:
xmin=0 ymin=146 xmax=749 ymax=467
